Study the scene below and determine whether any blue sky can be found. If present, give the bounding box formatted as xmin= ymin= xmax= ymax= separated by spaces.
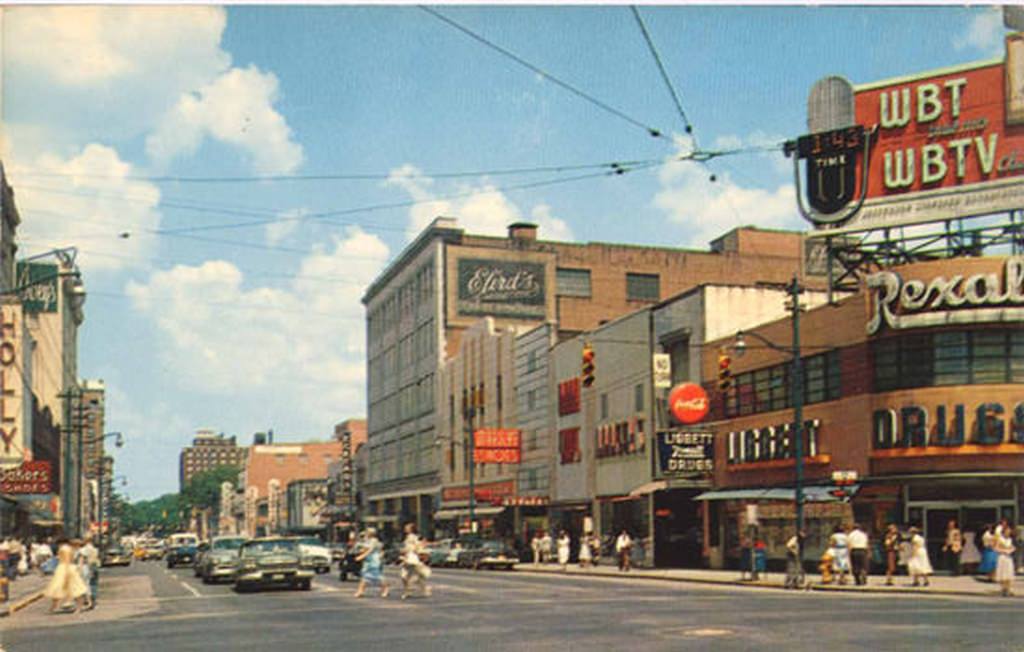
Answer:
xmin=1 ymin=5 xmax=1008 ymax=500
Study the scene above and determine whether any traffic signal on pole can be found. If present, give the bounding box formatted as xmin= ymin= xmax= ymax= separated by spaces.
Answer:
xmin=717 ymin=351 xmax=732 ymax=391
xmin=581 ymin=342 xmax=595 ymax=388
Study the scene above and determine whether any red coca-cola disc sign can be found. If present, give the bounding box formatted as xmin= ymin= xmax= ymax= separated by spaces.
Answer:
xmin=668 ymin=383 xmax=709 ymax=424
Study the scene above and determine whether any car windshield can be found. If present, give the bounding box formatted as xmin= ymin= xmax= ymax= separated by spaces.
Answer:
xmin=241 ymin=540 xmax=297 ymax=556
xmin=213 ymin=538 xmax=246 ymax=550
xmin=296 ymin=537 xmax=322 ymax=546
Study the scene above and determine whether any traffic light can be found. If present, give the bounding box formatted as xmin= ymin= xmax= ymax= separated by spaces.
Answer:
xmin=717 ymin=351 xmax=732 ymax=391
xmin=581 ymin=342 xmax=595 ymax=388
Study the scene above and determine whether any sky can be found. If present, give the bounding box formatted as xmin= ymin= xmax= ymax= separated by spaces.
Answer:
xmin=0 ymin=4 xmax=1010 ymax=500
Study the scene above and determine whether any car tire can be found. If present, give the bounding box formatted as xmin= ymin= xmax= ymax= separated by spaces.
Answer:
xmin=299 ymin=579 xmax=312 ymax=591
xmin=235 ymin=583 xmax=250 ymax=593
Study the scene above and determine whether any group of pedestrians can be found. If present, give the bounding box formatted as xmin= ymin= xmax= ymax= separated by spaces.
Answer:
xmin=531 ymin=528 xmax=636 ymax=571
xmin=351 ymin=523 xmax=431 ymax=600
xmin=41 ymin=537 xmax=100 ymax=613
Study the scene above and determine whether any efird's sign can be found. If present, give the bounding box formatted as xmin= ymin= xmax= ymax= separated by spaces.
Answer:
xmin=456 ymin=258 xmax=545 ymax=319
xmin=818 ymin=38 xmax=1024 ymax=234
xmin=0 ymin=303 xmax=23 ymax=470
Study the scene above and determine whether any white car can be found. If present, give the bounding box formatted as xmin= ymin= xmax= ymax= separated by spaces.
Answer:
xmin=294 ymin=537 xmax=331 ymax=574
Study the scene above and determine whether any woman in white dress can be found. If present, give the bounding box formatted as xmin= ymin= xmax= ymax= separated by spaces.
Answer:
xmin=578 ymin=532 xmax=593 ymax=567
xmin=993 ymin=526 xmax=1016 ymax=597
xmin=829 ymin=526 xmax=850 ymax=585
xmin=557 ymin=531 xmax=571 ymax=570
xmin=907 ymin=527 xmax=933 ymax=587
xmin=959 ymin=529 xmax=982 ymax=574
xmin=43 ymin=541 xmax=88 ymax=613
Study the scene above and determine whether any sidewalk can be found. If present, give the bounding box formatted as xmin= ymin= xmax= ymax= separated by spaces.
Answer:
xmin=0 ymin=573 xmax=49 ymax=617
xmin=512 ymin=562 xmax=1023 ymax=598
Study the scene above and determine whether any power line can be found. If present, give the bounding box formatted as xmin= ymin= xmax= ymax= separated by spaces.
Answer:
xmin=630 ymin=6 xmax=697 ymax=144
xmin=419 ymin=5 xmax=671 ymax=142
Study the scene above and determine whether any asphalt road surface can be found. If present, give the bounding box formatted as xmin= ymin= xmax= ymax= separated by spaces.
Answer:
xmin=5 ymin=561 xmax=1022 ymax=652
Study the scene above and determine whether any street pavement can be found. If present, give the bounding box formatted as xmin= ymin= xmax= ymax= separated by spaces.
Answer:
xmin=3 ymin=560 xmax=1022 ymax=651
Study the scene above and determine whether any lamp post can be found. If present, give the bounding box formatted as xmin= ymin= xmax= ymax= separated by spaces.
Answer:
xmin=734 ymin=275 xmax=806 ymax=565
xmin=94 ymin=432 xmax=124 ymax=549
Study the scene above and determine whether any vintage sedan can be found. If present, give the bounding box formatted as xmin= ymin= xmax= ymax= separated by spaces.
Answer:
xmin=234 ymin=537 xmax=315 ymax=592
xmin=457 ymin=540 xmax=517 ymax=571
xmin=101 ymin=545 xmax=133 ymax=567
xmin=198 ymin=536 xmax=248 ymax=583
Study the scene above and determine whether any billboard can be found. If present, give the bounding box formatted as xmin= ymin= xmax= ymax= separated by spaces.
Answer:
xmin=0 ymin=303 xmax=24 ymax=470
xmin=809 ymin=37 xmax=1024 ymax=235
xmin=1 ymin=461 xmax=52 ymax=494
xmin=15 ymin=262 xmax=59 ymax=313
xmin=456 ymin=258 xmax=546 ymax=319
xmin=473 ymin=428 xmax=521 ymax=464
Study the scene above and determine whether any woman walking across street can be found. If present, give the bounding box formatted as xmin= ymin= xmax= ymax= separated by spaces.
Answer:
xmin=883 ymin=524 xmax=900 ymax=586
xmin=829 ymin=525 xmax=851 ymax=585
xmin=43 ymin=540 xmax=88 ymax=614
xmin=942 ymin=519 xmax=962 ymax=576
xmin=557 ymin=531 xmax=570 ymax=570
xmin=399 ymin=523 xmax=431 ymax=600
xmin=353 ymin=528 xmax=389 ymax=599
xmin=993 ymin=525 xmax=1016 ymax=597
xmin=907 ymin=527 xmax=933 ymax=587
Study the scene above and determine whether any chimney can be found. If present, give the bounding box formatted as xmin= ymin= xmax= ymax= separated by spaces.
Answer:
xmin=507 ymin=222 xmax=538 ymax=246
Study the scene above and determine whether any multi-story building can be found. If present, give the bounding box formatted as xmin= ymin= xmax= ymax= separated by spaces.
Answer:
xmin=363 ymin=216 xmax=813 ymax=535
xmin=178 ymin=429 xmax=248 ymax=492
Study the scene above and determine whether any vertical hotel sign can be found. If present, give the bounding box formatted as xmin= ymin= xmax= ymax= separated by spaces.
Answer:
xmin=0 ymin=302 xmax=23 ymax=470
xmin=813 ymin=36 xmax=1024 ymax=234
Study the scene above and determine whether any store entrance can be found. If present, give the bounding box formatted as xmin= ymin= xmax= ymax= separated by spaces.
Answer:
xmin=909 ymin=502 xmax=1015 ymax=572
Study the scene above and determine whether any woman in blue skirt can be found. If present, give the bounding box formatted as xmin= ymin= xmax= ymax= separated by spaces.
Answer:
xmin=353 ymin=528 xmax=389 ymax=598
xmin=978 ymin=524 xmax=997 ymax=579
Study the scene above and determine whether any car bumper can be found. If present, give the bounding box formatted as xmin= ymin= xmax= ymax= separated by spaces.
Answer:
xmin=236 ymin=569 xmax=315 ymax=583
xmin=209 ymin=566 xmax=238 ymax=578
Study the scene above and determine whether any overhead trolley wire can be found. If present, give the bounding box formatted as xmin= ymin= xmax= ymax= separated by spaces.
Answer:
xmin=419 ymin=5 xmax=671 ymax=142
xmin=630 ymin=6 xmax=697 ymax=143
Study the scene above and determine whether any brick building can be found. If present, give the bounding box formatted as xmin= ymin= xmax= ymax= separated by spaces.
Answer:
xmin=178 ymin=429 xmax=248 ymax=492
xmin=362 ymin=216 xmax=814 ymax=535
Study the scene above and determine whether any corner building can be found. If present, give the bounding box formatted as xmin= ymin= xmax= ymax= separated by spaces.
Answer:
xmin=699 ymin=256 xmax=1024 ymax=570
xmin=362 ymin=216 xmax=814 ymax=537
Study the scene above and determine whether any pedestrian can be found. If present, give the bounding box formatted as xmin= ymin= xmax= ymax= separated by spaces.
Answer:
xmin=578 ymin=531 xmax=592 ymax=567
xmin=43 ymin=540 xmax=89 ymax=613
xmin=80 ymin=537 xmax=100 ymax=609
xmin=848 ymin=523 xmax=869 ymax=586
xmin=942 ymin=519 xmax=962 ymax=576
xmin=557 ymin=530 xmax=570 ymax=570
xmin=1015 ymin=524 xmax=1024 ymax=574
xmin=8 ymin=538 xmax=24 ymax=579
xmin=784 ymin=529 xmax=805 ymax=589
xmin=399 ymin=523 xmax=431 ymax=600
xmin=353 ymin=528 xmax=389 ymax=598
xmin=531 ymin=531 xmax=542 ymax=566
xmin=615 ymin=529 xmax=633 ymax=572
xmin=828 ymin=525 xmax=850 ymax=585
xmin=906 ymin=527 xmax=933 ymax=587
xmin=883 ymin=524 xmax=900 ymax=586
xmin=540 ymin=530 xmax=553 ymax=564
xmin=993 ymin=525 xmax=1016 ymax=597
xmin=979 ymin=524 xmax=997 ymax=580
xmin=960 ymin=527 xmax=981 ymax=575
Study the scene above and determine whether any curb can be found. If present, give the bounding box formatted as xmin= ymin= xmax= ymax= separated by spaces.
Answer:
xmin=0 ymin=590 xmax=44 ymax=617
xmin=510 ymin=565 xmax=1017 ymax=598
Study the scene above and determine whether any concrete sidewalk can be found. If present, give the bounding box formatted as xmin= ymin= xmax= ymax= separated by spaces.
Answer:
xmin=0 ymin=573 xmax=49 ymax=617
xmin=512 ymin=562 xmax=1023 ymax=598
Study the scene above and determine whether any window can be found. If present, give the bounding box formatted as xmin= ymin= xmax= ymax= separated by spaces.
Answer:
xmin=666 ymin=338 xmax=689 ymax=385
xmin=527 ymin=350 xmax=538 ymax=373
xmin=872 ymin=329 xmax=1024 ymax=391
xmin=558 ymin=379 xmax=580 ymax=415
xmin=626 ymin=273 xmax=660 ymax=301
xmin=634 ymin=383 xmax=644 ymax=412
xmin=527 ymin=388 xmax=537 ymax=412
xmin=725 ymin=350 xmax=841 ymax=418
xmin=600 ymin=393 xmax=609 ymax=420
xmin=559 ymin=428 xmax=581 ymax=464
xmin=556 ymin=268 xmax=592 ymax=298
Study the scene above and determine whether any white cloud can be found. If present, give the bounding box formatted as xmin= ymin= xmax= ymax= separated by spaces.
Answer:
xmin=125 ymin=229 xmax=389 ymax=426
xmin=953 ymin=7 xmax=1003 ymax=57
xmin=654 ymin=138 xmax=801 ymax=248
xmin=385 ymin=164 xmax=575 ymax=242
xmin=264 ymin=208 xmax=308 ymax=245
xmin=711 ymin=131 xmax=790 ymax=177
xmin=7 ymin=144 xmax=161 ymax=272
xmin=147 ymin=66 xmax=304 ymax=175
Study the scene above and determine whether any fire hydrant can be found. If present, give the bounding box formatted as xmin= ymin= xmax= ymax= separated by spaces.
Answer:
xmin=819 ymin=550 xmax=834 ymax=584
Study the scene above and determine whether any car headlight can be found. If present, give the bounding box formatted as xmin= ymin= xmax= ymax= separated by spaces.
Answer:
xmin=300 ymin=556 xmax=316 ymax=568
xmin=240 ymin=559 xmax=258 ymax=571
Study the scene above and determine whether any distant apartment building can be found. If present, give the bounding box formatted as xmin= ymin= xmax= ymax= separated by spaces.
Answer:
xmin=178 ymin=429 xmax=248 ymax=491
xmin=362 ymin=217 xmax=813 ymax=536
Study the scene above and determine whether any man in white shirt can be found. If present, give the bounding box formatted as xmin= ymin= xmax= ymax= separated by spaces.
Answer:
xmin=848 ymin=524 xmax=870 ymax=586
xmin=615 ymin=530 xmax=633 ymax=572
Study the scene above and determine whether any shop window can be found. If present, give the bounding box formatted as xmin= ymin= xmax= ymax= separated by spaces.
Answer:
xmin=872 ymin=329 xmax=1022 ymax=391
xmin=558 ymin=428 xmax=581 ymax=464
xmin=725 ymin=350 xmax=839 ymax=418
xmin=626 ymin=273 xmax=660 ymax=302
xmin=556 ymin=268 xmax=592 ymax=298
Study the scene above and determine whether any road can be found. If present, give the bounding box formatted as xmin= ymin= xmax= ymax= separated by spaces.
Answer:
xmin=5 ymin=561 xmax=1022 ymax=651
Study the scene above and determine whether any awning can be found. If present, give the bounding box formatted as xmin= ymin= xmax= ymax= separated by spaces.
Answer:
xmin=696 ymin=485 xmax=860 ymax=503
xmin=628 ymin=480 xmax=668 ymax=497
xmin=434 ymin=506 xmax=505 ymax=520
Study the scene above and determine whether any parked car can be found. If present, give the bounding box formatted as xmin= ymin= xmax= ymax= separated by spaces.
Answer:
xmin=197 ymin=536 xmax=247 ymax=584
xmin=101 ymin=545 xmax=133 ymax=567
xmin=165 ymin=533 xmax=200 ymax=569
xmin=193 ymin=542 xmax=211 ymax=577
xmin=457 ymin=539 xmax=517 ymax=571
xmin=293 ymin=537 xmax=332 ymax=574
xmin=424 ymin=539 xmax=454 ymax=567
xmin=234 ymin=537 xmax=315 ymax=592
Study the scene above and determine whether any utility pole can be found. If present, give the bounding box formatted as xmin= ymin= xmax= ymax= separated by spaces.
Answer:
xmin=789 ymin=275 xmax=806 ymax=570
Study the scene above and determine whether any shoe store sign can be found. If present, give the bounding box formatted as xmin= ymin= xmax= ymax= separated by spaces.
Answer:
xmin=866 ymin=257 xmax=1024 ymax=334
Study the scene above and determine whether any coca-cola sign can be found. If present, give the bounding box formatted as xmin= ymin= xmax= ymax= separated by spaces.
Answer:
xmin=457 ymin=258 xmax=546 ymax=319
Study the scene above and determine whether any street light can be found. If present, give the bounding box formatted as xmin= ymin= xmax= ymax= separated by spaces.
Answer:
xmin=95 ymin=432 xmax=124 ymax=549
xmin=732 ymin=275 xmax=806 ymax=569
